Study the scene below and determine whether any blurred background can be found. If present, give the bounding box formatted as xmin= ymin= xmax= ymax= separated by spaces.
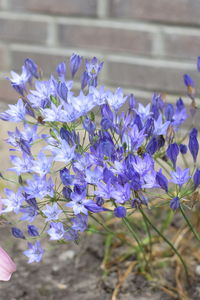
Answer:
xmin=0 ymin=0 xmax=200 ymax=110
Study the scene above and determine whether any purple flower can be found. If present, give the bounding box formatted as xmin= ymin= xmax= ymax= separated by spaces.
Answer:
xmin=27 ymin=225 xmax=39 ymax=237
xmin=24 ymin=175 xmax=54 ymax=199
xmin=183 ymin=74 xmax=194 ymax=88
xmin=71 ymin=214 xmax=88 ymax=232
xmin=189 ymin=128 xmax=199 ymax=163
xmin=70 ymin=53 xmax=82 ymax=77
xmin=132 ymin=154 xmax=154 ymax=177
xmin=31 ymin=152 xmax=52 ymax=177
xmin=42 ymin=203 xmax=62 ymax=222
xmin=66 ymin=191 xmax=90 ymax=215
xmin=153 ymin=115 xmax=170 ymax=136
xmin=60 ymin=168 xmax=74 ymax=186
xmin=94 ymin=180 xmax=114 ymax=199
xmin=179 ymin=144 xmax=187 ymax=154
xmin=84 ymin=200 xmax=108 ymax=213
xmin=170 ymin=197 xmax=180 ymax=210
xmin=56 ymin=81 xmax=68 ymax=102
xmin=85 ymin=167 xmax=103 ymax=185
xmin=47 ymin=222 xmax=65 ymax=240
xmin=0 ymin=99 xmax=26 ymax=122
xmin=27 ymin=78 xmax=55 ymax=108
xmin=11 ymin=227 xmax=25 ymax=239
xmin=23 ymin=241 xmax=44 ymax=263
xmin=85 ymin=57 xmax=103 ymax=80
xmin=171 ymin=167 xmax=190 ymax=186
xmin=193 ymin=169 xmax=200 ymax=189
xmin=49 ymin=140 xmax=76 ymax=164
xmin=197 ymin=57 xmax=200 ymax=72
xmin=1 ymin=189 xmax=24 ymax=214
xmin=136 ymin=103 xmax=152 ymax=124
xmin=64 ymin=229 xmax=78 ymax=241
xmin=156 ymin=169 xmax=168 ymax=192
xmin=164 ymin=104 xmax=174 ymax=121
xmin=114 ymin=206 xmax=126 ymax=218
xmin=24 ymin=58 xmax=39 ymax=79
xmin=20 ymin=206 xmax=38 ymax=222
xmin=166 ymin=143 xmax=179 ymax=168
xmin=126 ymin=125 xmax=146 ymax=151
xmin=111 ymin=183 xmax=131 ymax=204
xmin=107 ymin=88 xmax=127 ymax=111
xmin=146 ymin=137 xmax=157 ymax=155
xmin=8 ymin=153 xmax=33 ymax=175
xmin=56 ymin=61 xmax=66 ymax=79
xmin=8 ymin=66 xmax=30 ymax=95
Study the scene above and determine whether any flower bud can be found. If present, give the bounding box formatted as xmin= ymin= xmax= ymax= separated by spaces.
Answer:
xmin=166 ymin=143 xmax=179 ymax=168
xmin=114 ymin=206 xmax=126 ymax=218
xmin=194 ymin=169 xmax=200 ymax=189
xmin=156 ymin=170 xmax=168 ymax=192
xmin=11 ymin=227 xmax=25 ymax=239
xmin=189 ymin=128 xmax=199 ymax=162
xmin=27 ymin=225 xmax=39 ymax=237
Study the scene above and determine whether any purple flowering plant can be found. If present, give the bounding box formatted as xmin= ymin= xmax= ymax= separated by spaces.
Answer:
xmin=0 ymin=53 xmax=200 ymax=281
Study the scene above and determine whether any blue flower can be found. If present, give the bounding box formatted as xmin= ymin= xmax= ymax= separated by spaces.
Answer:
xmin=111 ymin=183 xmax=131 ymax=204
xmin=23 ymin=241 xmax=44 ymax=263
xmin=66 ymin=191 xmax=90 ymax=215
xmin=114 ymin=206 xmax=126 ymax=218
xmin=171 ymin=167 xmax=190 ymax=186
xmin=156 ymin=169 xmax=168 ymax=192
xmin=11 ymin=227 xmax=25 ymax=239
xmin=8 ymin=66 xmax=30 ymax=95
xmin=47 ymin=222 xmax=65 ymax=240
xmin=49 ymin=140 xmax=76 ymax=164
xmin=70 ymin=53 xmax=82 ymax=77
xmin=20 ymin=206 xmax=38 ymax=222
xmin=193 ymin=169 xmax=200 ymax=189
xmin=71 ymin=214 xmax=88 ymax=232
xmin=166 ymin=143 xmax=179 ymax=168
xmin=42 ymin=203 xmax=62 ymax=222
xmin=31 ymin=152 xmax=52 ymax=177
xmin=1 ymin=188 xmax=24 ymax=214
xmin=170 ymin=197 xmax=180 ymax=210
xmin=27 ymin=225 xmax=39 ymax=237
xmin=189 ymin=128 xmax=199 ymax=163
xmin=0 ymin=99 xmax=26 ymax=122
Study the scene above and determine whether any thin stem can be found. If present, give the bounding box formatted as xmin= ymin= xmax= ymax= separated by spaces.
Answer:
xmin=122 ymin=217 xmax=149 ymax=269
xmin=180 ymin=205 xmax=200 ymax=242
xmin=140 ymin=208 xmax=190 ymax=283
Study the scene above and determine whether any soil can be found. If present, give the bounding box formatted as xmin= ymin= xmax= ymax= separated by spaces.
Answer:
xmin=1 ymin=227 xmax=200 ymax=300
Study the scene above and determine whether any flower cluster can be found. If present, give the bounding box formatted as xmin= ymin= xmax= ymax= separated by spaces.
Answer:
xmin=0 ymin=54 xmax=199 ymax=264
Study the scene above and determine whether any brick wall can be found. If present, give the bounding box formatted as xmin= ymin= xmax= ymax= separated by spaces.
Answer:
xmin=0 ymin=0 xmax=199 ymax=107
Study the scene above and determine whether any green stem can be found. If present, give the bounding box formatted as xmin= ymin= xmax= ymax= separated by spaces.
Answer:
xmin=122 ymin=217 xmax=149 ymax=269
xmin=140 ymin=208 xmax=190 ymax=283
xmin=180 ymin=205 xmax=200 ymax=242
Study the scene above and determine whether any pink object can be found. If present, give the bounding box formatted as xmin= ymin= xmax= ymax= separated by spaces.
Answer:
xmin=0 ymin=198 xmax=16 ymax=281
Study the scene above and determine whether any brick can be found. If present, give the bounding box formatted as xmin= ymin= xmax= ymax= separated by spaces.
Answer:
xmin=0 ymin=46 xmax=8 ymax=70
xmin=58 ymin=24 xmax=154 ymax=55
xmin=0 ymin=18 xmax=48 ymax=44
xmin=163 ymin=31 xmax=200 ymax=59
xmin=9 ymin=0 xmax=97 ymax=17
xmin=109 ymin=0 xmax=200 ymax=26
xmin=106 ymin=60 xmax=198 ymax=94
xmin=0 ymin=79 xmax=18 ymax=104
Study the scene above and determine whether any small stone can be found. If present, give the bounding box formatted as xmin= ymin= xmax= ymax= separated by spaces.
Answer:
xmin=195 ymin=265 xmax=200 ymax=275
xmin=59 ymin=250 xmax=75 ymax=261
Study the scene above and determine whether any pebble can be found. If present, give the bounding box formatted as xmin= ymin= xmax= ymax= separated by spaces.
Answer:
xmin=59 ymin=250 xmax=75 ymax=261
xmin=195 ymin=265 xmax=200 ymax=275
